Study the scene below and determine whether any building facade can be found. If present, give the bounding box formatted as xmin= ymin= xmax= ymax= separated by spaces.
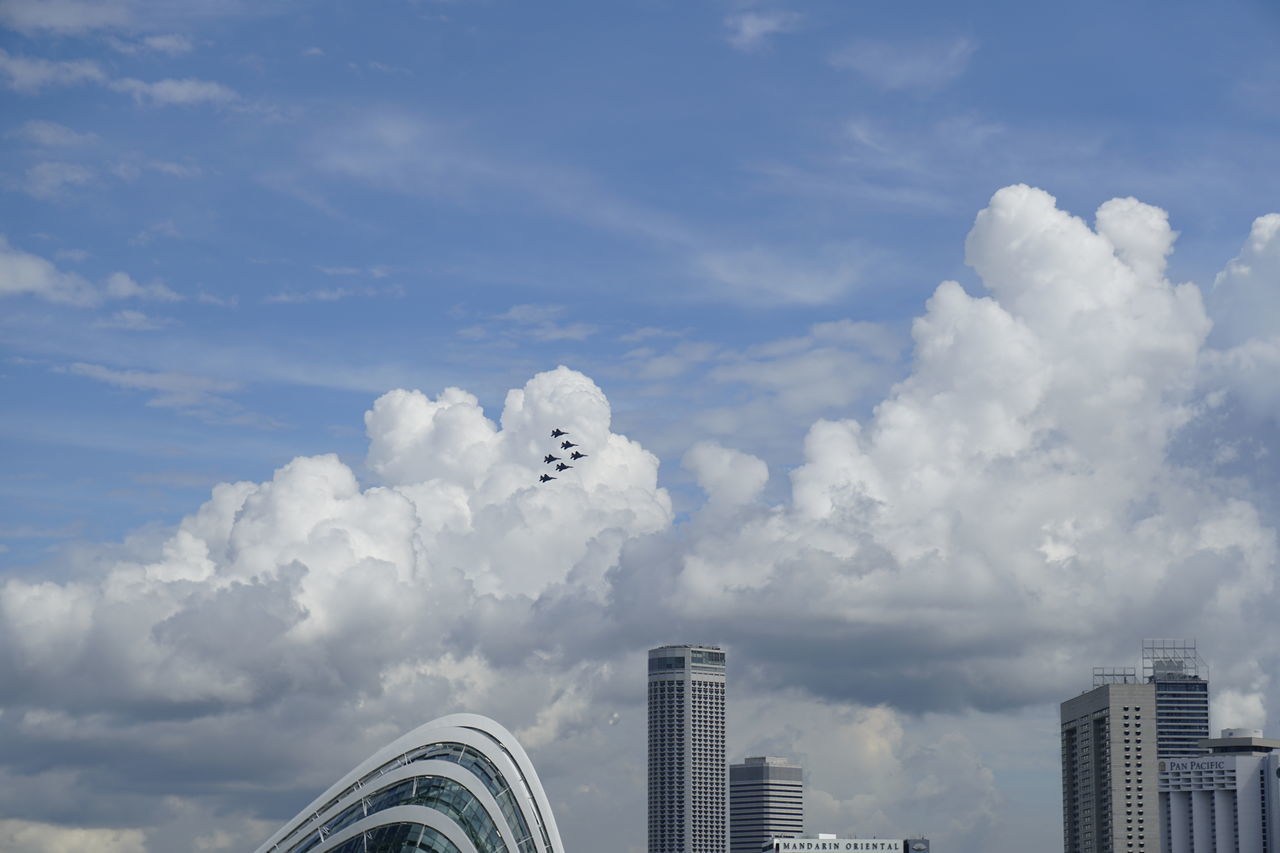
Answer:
xmin=1062 ymin=680 xmax=1161 ymax=853
xmin=1158 ymin=729 xmax=1280 ymax=853
xmin=254 ymin=714 xmax=564 ymax=853
xmin=730 ymin=756 xmax=803 ymax=853
xmin=1144 ymin=640 xmax=1210 ymax=759
xmin=649 ymin=644 xmax=727 ymax=853
xmin=767 ymin=836 xmax=929 ymax=853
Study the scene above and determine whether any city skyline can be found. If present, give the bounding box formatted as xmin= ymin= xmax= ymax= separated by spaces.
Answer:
xmin=4 ymin=1 xmax=1280 ymax=852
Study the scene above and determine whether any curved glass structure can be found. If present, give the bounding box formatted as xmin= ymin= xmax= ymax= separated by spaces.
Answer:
xmin=256 ymin=714 xmax=566 ymax=853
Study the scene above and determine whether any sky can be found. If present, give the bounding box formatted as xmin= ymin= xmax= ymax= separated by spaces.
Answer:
xmin=2 ymin=0 xmax=1280 ymax=851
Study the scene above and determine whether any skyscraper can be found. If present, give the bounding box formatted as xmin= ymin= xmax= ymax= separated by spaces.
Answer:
xmin=1143 ymin=639 xmax=1210 ymax=758
xmin=649 ymin=644 xmax=727 ymax=853
xmin=1061 ymin=674 xmax=1161 ymax=853
xmin=729 ymin=756 xmax=803 ymax=853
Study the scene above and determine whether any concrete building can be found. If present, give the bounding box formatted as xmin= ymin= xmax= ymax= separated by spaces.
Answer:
xmin=1062 ymin=677 xmax=1161 ymax=853
xmin=255 ymin=713 xmax=564 ymax=853
xmin=1144 ymin=640 xmax=1211 ymax=759
xmin=1158 ymin=728 xmax=1280 ymax=853
xmin=730 ymin=756 xmax=803 ymax=853
xmin=649 ymin=644 xmax=727 ymax=853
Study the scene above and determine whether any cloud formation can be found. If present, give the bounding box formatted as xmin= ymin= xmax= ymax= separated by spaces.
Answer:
xmin=831 ymin=36 xmax=976 ymax=92
xmin=3 ymin=188 xmax=1280 ymax=851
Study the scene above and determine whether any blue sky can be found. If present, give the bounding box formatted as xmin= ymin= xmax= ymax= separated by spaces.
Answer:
xmin=3 ymin=1 xmax=1280 ymax=852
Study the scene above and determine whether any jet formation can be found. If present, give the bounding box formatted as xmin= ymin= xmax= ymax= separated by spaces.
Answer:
xmin=540 ymin=429 xmax=589 ymax=483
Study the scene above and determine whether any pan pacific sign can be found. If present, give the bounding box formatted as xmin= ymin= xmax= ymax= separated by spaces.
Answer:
xmin=771 ymin=840 xmax=928 ymax=853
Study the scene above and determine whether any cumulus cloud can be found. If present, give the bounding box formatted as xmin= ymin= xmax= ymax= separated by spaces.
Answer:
xmin=4 ymin=189 xmax=1280 ymax=852
xmin=831 ymin=36 xmax=976 ymax=92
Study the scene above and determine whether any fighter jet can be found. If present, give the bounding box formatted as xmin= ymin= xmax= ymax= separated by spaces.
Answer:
xmin=543 ymin=454 xmax=561 ymax=464
xmin=560 ymin=440 xmax=578 ymax=449
xmin=569 ymin=451 xmax=588 ymax=460
xmin=555 ymin=463 xmax=573 ymax=472
xmin=539 ymin=474 xmax=556 ymax=483
xmin=551 ymin=429 xmax=568 ymax=438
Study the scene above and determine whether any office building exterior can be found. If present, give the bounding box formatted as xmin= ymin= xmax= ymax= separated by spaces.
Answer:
xmin=730 ymin=756 xmax=803 ymax=853
xmin=649 ymin=644 xmax=727 ymax=853
xmin=1144 ymin=640 xmax=1210 ymax=758
xmin=1159 ymin=728 xmax=1280 ymax=853
xmin=255 ymin=713 xmax=564 ymax=853
xmin=1062 ymin=677 xmax=1161 ymax=853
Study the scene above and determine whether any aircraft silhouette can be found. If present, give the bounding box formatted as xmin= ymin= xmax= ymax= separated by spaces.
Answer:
xmin=543 ymin=454 xmax=561 ymax=464
xmin=539 ymin=474 xmax=556 ymax=483
xmin=560 ymin=440 xmax=578 ymax=449
xmin=550 ymin=429 xmax=568 ymax=438
xmin=569 ymin=451 xmax=587 ymax=460
xmin=555 ymin=463 xmax=573 ymax=472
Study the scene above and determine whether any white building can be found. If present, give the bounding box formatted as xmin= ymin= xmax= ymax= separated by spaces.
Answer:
xmin=730 ymin=756 xmax=803 ymax=853
xmin=255 ymin=713 xmax=564 ymax=853
xmin=1159 ymin=728 xmax=1280 ymax=853
xmin=649 ymin=644 xmax=727 ymax=853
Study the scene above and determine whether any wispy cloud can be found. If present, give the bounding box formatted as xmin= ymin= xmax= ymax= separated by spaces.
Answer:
xmin=93 ymin=309 xmax=176 ymax=331
xmin=724 ymin=11 xmax=801 ymax=52
xmin=107 ymin=76 xmax=238 ymax=106
xmin=60 ymin=361 xmax=277 ymax=426
xmin=0 ymin=238 xmax=182 ymax=305
xmin=20 ymin=161 xmax=94 ymax=199
xmin=108 ymin=33 xmax=194 ymax=56
xmin=830 ymin=36 xmax=976 ymax=92
xmin=264 ymin=283 xmax=404 ymax=304
xmin=0 ymin=48 xmax=238 ymax=106
xmin=0 ymin=49 xmax=104 ymax=93
xmin=7 ymin=119 xmax=97 ymax=147
xmin=0 ymin=0 xmax=133 ymax=35
xmin=460 ymin=304 xmax=599 ymax=342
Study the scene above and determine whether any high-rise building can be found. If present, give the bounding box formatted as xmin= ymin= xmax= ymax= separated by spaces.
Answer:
xmin=1158 ymin=728 xmax=1280 ymax=853
xmin=730 ymin=756 xmax=803 ymax=853
xmin=1143 ymin=640 xmax=1210 ymax=758
xmin=1061 ymin=675 xmax=1161 ymax=853
xmin=649 ymin=644 xmax=727 ymax=853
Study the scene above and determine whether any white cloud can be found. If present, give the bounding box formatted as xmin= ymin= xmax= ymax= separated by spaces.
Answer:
xmin=108 ymin=76 xmax=238 ymax=106
xmin=7 ymin=120 xmax=97 ymax=147
xmin=0 ymin=820 xmax=146 ymax=853
xmin=723 ymin=11 xmax=801 ymax=52
xmin=0 ymin=49 xmax=237 ymax=108
xmin=0 ymin=236 xmax=99 ymax=305
xmin=0 ymin=0 xmax=134 ymax=34
xmin=0 ymin=49 xmax=104 ymax=93
xmin=695 ymin=244 xmax=870 ymax=305
xmin=831 ymin=36 xmax=976 ymax=92
xmin=6 ymin=191 xmax=1280 ymax=852
xmin=682 ymin=441 xmax=768 ymax=507
xmin=102 ymin=271 xmax=182 ymax=301
xmin=142 ymin=33 xmax=193 ymax=54
xmin=265 ymin=284 xmax=404 ymax=304
xmin=20 ymin=162 xmax=94 ymax=199
xmin=94 ymin=309 xmax=175 ymax=330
